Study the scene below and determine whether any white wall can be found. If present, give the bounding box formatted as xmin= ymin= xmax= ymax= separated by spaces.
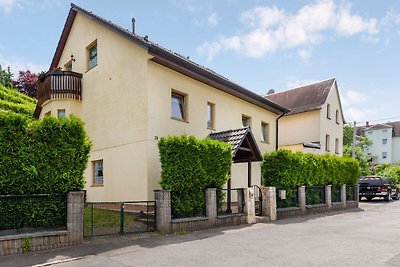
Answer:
xmin=365 ymin=127 xmax=393 ymax=164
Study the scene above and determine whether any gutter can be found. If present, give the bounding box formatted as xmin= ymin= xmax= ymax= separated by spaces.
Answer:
xmin=275 ymin=111 xmax=288 ymax=150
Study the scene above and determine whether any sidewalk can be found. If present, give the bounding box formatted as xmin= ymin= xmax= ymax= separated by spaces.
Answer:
xmin=0 ymin=232 xmax=156 ymax=267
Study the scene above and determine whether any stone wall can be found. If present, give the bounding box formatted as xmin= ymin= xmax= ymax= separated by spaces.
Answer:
xmin=0 ymin=191 xmax=84 ymax=256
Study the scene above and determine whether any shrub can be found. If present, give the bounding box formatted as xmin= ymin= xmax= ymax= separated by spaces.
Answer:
xmin=158 ymin=135 xmax=232 ymax=218
xmin=262 ymin=150 xmax=359 ymax=187
xmin=0 ymin=84 xmax=36 ymax=117
xmin=0 ymin=113 xmax=91 ymax=194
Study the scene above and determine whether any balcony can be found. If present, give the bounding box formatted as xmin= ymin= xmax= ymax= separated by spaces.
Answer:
xmin=37 ymin=71 xmax=82 ymax=104
xmin=34 ymin=71 xmax=82 ymax=118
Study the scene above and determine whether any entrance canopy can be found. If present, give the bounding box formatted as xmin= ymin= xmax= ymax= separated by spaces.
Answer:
xmin=208 ymin=127 xmax=262 ymax=163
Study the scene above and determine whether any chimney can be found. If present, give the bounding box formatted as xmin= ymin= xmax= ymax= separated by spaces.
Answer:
xmin=131 ymin=18 xmax=135 ymax=34
xmin=366 ymin=121 xmax=369 ymax=127
xmin=267 ymin=89 xmax=275 ymax=95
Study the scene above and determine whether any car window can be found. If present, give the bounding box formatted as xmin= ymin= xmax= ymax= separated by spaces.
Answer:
xmin=359 ymin=177 xmax=383 ymax=186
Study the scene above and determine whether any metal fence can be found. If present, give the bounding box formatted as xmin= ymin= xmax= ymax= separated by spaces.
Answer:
xmin=346 ymin=185 xmax=358 ymax=201
xmin=84 ymin=201 xmax=155 ymax=237
xmin=0 ymin=194 xmax=67 ymax=236
xmin=276 ymin=187 xmax=299 ymax=208
xmin=331 ymin=186 xmax=342 ymax=203
xmin=306 ymin=186 xmax=326 ymax=205
xmin=217 ymin=188 xmax=245 ymax=215
xmin=253 ymin=185 xmax=262 ymax=216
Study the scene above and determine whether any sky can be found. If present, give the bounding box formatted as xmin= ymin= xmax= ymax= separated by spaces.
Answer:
xmin=0 ymin=0 xmax=399 ymax=125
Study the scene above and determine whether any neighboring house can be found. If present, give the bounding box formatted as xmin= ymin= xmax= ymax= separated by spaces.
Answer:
xmin=357 ymin=121 xmax=400 ymax=165
xmin=265 ymin=78 xmax=344 ymax=156
xmin=34 ymin=4 xmax=287 ymax=202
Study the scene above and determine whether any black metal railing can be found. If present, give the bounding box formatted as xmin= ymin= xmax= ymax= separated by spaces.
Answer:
xmin=276 ymin=187 xmax=299 ymax=208
xmin=346 ymin=185 xmax=358 ymax=201
xmin=84 ymin=201 xmax=155 ymax=237
xmin=0 ymin=194 xmax=67 ymax=236
xmin=306 ymin=186 xmax=326 ymax=205
xmin=252 ymin=185 xmax=262 ymax=216
xmin=217 ymin=188 xmax=245 ymax=215
xmin=331 ymin=186 xmax=342 ymax=203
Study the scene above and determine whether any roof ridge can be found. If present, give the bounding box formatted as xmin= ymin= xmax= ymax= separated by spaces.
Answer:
xmin=267 ymin=77 xmax=336 ymax=96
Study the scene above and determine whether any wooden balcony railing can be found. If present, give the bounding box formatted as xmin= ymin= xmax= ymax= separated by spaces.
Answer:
xmin=37 ymin=71 xmax=82 ymax=104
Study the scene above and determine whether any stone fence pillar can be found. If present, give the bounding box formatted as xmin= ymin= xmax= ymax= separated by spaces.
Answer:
xmin=67 ymin=191 xmax=84 ymax=245
xmin=298 ymin=186 xmax=306 ymax=215
xmin=261 ymin=187 xmax=276 ymax=221
xmin=205 ymin=188 xmax=217 ymax=224
xmin=154 ymin=190 xmax=172 ymax=234
xmin=341 ymin=184 xmax=347 ymax=208
xmin=325 ymin=185 xmax=332 ymax=210
xmin=244 ymin=187 xmax=256 ymax=224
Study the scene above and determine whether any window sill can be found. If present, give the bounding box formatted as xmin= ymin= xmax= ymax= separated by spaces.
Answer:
xmin=261 ymin=140 xmax=270 ymax=144
xmin=327 ymin=117 xmax=331 ymax=120
xmin=85 ymin=64 xmax=98 ymax=73
xmin=207 ymin=127 xmax=215 ymax=131
xmin=171 ymin=117 xmax=188 ymax=123
xmin=91 ymin=184 xmax=104 ymax=187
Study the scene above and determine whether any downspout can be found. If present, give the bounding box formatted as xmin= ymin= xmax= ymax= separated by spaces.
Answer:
xmin=275 ymin=111 xmax=287 ymax=150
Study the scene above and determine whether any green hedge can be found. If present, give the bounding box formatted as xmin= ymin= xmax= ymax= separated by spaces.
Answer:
xmin=262 ymin=150 xmax=359 ymax=187
xmin=0 ymin=112 xmax=91 ymax=194
xmin=158 ymin=135 xmax=232 ymax=218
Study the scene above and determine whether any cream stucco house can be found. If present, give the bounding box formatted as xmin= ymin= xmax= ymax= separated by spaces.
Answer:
xmin=265 ymin=78 xmax=344 ymax=156
xmin=35 ymin=4 xmax=287 ymax=202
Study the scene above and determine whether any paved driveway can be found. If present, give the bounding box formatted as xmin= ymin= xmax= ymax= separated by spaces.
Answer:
xmin=3 ymin=200 xmax=400 ymax=267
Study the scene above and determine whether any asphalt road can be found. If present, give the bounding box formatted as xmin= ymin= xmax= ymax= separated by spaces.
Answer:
xmin=3 ymin=200 xmax=400 ymax=267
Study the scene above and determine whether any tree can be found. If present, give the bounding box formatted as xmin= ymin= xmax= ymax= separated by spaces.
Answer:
xmin=371 ymin=164 xmax=400 ymax=184
xmin=343 ymin=123 xmax=372 ymax=176
xmin=14 ymin=70 xmax=39 ymax=99
xmin=0 ymin=65 xmax=13 ymax=88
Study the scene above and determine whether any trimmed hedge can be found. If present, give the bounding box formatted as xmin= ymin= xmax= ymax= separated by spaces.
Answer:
xmin=262 ymin=150 xmax=360 ymax=187
xmin=0 ymin=112 xmax=91 ymax=194
xmin=158 ymin=135 xmax=232 ymax=218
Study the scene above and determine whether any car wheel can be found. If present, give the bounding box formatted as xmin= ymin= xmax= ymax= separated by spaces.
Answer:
xmin=366 ymin=196 xmax=373 ymax=201
xmin=394 ymin=192 xmax=400 ymax=200
xmin=385 ymin=192 xmax=392 ymax=202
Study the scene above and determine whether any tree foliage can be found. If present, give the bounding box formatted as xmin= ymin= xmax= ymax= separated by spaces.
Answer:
xmin=261 ymin=150 xmax=360 ymax=187
xmin=343 ymin=123 xmax=371 ymax=175
xmin=371 ymin=164 xmax=400 ymax=184
xmin=15 ymin=70 xmax=39 ymax=99
xmin=0 ymin=65 xmax=13 ymax=88
xmin=0 ymin=83 xmax=37 ymax=117
xmin=158 ymin=135 xmax=232 ymax=218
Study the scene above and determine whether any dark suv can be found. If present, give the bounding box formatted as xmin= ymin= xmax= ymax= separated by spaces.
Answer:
xmin=359 ymin=176 xmax=400 ymax=201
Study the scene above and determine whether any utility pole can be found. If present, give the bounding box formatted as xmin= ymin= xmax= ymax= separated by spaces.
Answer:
xmin=352 ymin=121 xmax=357 ymax=158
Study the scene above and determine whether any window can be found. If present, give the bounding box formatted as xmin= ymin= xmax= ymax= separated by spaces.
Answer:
xmin=64 ymin=61 xmax=72 ymax=71
xmin=57 ymin=109 xmax=66 ymax=118
xmin=382 ymin=129 xmax=388 ymax=133
xmin=242 ymin=115 xmax=251 ymax=127
xmin=93 ymin=160 xmax=104 ymax=186
xmin=335 ymin=109 xmax=339 ymax=124
xmin=207 ymin=102 xmax=215 ymax=129
xmin=335 ymin=138 xmax=339 ymax=154
xmin=382 ymin=152 xmax=387 ymax=159
xmin=87 ymin=40 xmax=97 ymax=70
xmin=367 ymin=131 xmax=373 ymax=134
xmin=327 ymin=104 xmax=331 ymax=119
xmin=171 ymin=92 xmax=186 ymax=121
xmin=325 ymin=134 xmax=330 ymax=151
xmin=261 ymin=122 xmax=269 ymax=143
xmin=382 ymin=138 xmax=387 ymax=145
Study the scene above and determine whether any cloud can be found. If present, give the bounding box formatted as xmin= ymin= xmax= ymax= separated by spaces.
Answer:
xmin=0 ymin=55 xmax=47 ymax=75
xmin=341 ymin=89 xmax=368 ymax=107
xmin=285 ymin=77 xmax=319 ymax=89
xmin=198 ymin=0 xmax=380 ymax=60
xmin=0 ymin=0 xmax=16 ymax=13
xmin=207 ymin=13 xmax=219 ymax=27
xmin=298 ymin=48 xmax=312 ymax=62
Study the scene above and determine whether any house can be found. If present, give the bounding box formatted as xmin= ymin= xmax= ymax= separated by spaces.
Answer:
xmin=34 ymin=4 xmax=287 ymax=202
xmin=357 ymin=121 xmax=400 ymax=165
xmin=265 ymin=78 xmax=344 ymax=155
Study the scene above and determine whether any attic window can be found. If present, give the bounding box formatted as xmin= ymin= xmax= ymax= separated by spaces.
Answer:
xmin=335 ymin=109 xmax=339 ymax=124
xmin=87 ymin=40 xmax=97 ymax=70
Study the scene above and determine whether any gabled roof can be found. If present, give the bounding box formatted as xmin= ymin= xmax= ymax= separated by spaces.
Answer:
xmin=50 ymin=3 xmax=288 ymax=115
xmin=208 ymin=127 xmax=262 ymax=163
xmin=264 ymin=78 xmax=335 ymax=115
xmin=359 ymin=121 xmax=400 ymax=137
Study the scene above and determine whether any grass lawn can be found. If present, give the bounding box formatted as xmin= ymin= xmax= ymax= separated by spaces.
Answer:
xmin=84 ymin=206 xmax=139 ymax=235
